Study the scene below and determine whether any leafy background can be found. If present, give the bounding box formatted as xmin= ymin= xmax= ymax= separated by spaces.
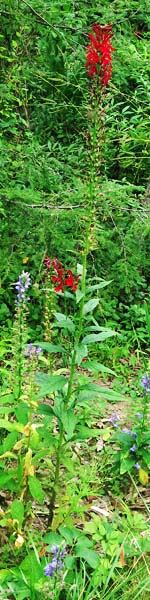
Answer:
xmin=0 ymin=0 xmax=150 ymax=345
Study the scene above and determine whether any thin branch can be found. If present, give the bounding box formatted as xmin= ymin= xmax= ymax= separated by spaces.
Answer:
xmin=20 ymin=0 xmax=88 ymax=35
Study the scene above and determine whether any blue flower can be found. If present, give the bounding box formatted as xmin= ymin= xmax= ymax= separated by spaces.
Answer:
xmin=44 ymin=559 xmax=57 ymax=577
xmin=122 ymin=428 xmax=131 ymax=435
xmin=44 ymin=544 xmax=66 ymax=578
xmin=132 ymin=432 xmax=137 ymax=438
xmin=16 ymin=271 xmax=30 ymax=304
xmin=135 ymin=462 xmax=141 ymax=470
xmin=24 ymin=344 xmax=42 ymax=358
xmin=136 ymin=412 xmax=143 ymax=419
xmin=130 ymin=444 xmax=137 ymax=453
xmin=108 ymin=413 xmax=120 ymax=428
xmin=141 ymin=375 xmax=150 ymax=393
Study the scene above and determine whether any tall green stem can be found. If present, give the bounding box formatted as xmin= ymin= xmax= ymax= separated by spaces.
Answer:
xmin=48 ymin=423 xmax=63 ymax=527
xmin=17 ymin=306 xmax=24 ymax=401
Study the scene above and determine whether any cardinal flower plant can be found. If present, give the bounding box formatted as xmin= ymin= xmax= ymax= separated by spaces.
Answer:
xmin=0 ymin=24 xmax=118 ymax=534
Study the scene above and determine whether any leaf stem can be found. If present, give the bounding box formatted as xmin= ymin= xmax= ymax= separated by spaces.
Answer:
xmin=47 ymin=422 xmax=63 ymax=527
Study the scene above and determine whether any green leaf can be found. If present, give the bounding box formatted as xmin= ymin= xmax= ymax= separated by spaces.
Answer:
xmin=11 ymin=499 xmax=24 ymax=527
xmin=54 ymin=313 xmax=75 ymax=332
xmin=36 ymin=342 xmax=63 ymax=353
xmin=36 ymin=372 xmax=66 ymax=396
xmin=0 ymin=472 xmax=15 ymax=486
xmin=3 ymin=431 xmax=18 ymax=452
xmin=88 ymin=280 xmax=112 ymax=291
xmin=0 ymin=407 xmax=14 ymax=415
xmin=20 ymin=551 xmax=42 ymax=582
xmin=28 ymin=476 xmax=44 ymax=504
xmin=76 ymin=289 xmax=84 ymax=303
xmin=61 ymin=410 xmax=77 ymax=439
xmin=75 ymin=343 xmax=88 ymax=365
xmin=74 ymin=426 xmax=103 ymax=440
xmin=83 ymin=298 xmax=99 ymax=315
xmin=82 ymin=330 xmax=117 ymax=344
xmin=43 ymin=532 xmax=63 ymax=545
xmin=0 ymin=419 xmax=24 ymax=433
xmin=78 ymin=382 xmax=124 ymax=402
xmin=59 ymin=526 xmax=75 ymax=544
xmin=142 ymin=450 xmax=150 ymax=468
xmin=0 ymin=569 xmax=10 ymax=582
xmin=120 ymin=457 xmax=134 ymax=474
xmin=38 ymin=403 xmax=54 ymax=416
xmin=75 ymin=544 xmax=99 ymax=568
xmin=83 ymin=361 xmax=116 ymax=376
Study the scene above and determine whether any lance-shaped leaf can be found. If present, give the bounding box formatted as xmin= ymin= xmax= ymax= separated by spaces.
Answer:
xmin=54 ymin=312 xmax=75 ymax=332
xmin=82 ymin=330 xmax=117 ymax=344
xmin=83 ymin=298 xmax=99 ymax=315
xmin=36 ymin=372 xmax=66 ymax=397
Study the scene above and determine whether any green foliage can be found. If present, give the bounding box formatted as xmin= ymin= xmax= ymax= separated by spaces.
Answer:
xmin=0 ymin=0 xmax=150 ymax=342
xmin=1 ymin=1 xmax=150 ymax=599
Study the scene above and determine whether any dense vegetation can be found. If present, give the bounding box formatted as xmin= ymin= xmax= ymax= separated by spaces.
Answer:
xmin=0 ymin=1 xmax=150 ymax=599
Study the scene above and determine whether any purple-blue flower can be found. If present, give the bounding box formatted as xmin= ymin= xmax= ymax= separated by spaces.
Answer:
xmin=122 ymin=428 xmax=131 ymax=435
xmin=24 ymin=344 xmax=42 ymax=358
xmin=16 ymin=271 xmax=31 ymax=304
xmin=130 ymin=444 xmax=137 ymax=453
xmin=141 ymin=375 xmax=150 ymax=393
xmin=44 ymin=559 xmax=57 ymax=577
xmin=108 ymin=413 xmax=120 ymax=428
xmin=132 ymin=432 xmax=137 ymax=438
xmin=44 ymin=544 xmax=66 ymax=578
xmin=136 ymin=412 xmax=143 ymax=419
xmin=135 ymin=462 xmax=141 ymax=470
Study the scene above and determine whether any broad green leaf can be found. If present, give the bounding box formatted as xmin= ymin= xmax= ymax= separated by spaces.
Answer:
xmin=28 ymin=476 xmax=44 ymax=504
xmin=61 ymin=410 xmax=77 ymax=439
xmin=141 ymin=450 xmax=150 ymax=468
xmin=74 ymin=426 xmax=103 ymax=440
xmin=54 ymin=313 xmax=75 ymax=332
xmin=76 ymin=289 xmax=84 ymax=303
xmin=11 ymin=499 xmax=24 ymax=527
xmin=0 ymin=569 xmax=9 ymax=582
xmin=77 ymin=263 xmax=83 ymax=275
xmin=0 ymin=407 xmax=14 ymax=415
xmin=0 ymin=419 xmax=24 ymax=433
xmin=38 ymin=403 xmax=54 ymax=416
xmin=75 ymin=544 xmax=99 ymax=568
xmin=84 ymin=361 xmax=116 ymax=376
xmin=120 ymin=457 xmax=134 ymax=474
xmin=82 ymin=330 xmax=117 ymax=344
xmin=36 ymin=372 xmax=66 ymax=396
xmin=0 ymin=472 xmax=15 ymax=486
xmin=75 ymin=343 xmax=88 ymax=365
xmin=78 ymin=382 xmax=124 ymax=402
xmin=20 ymin=551 xmax=42 ymax=582
xmin=3 ymin=431 xmax=18 ymax=452
xmin=77 ymin=390 xmax=105 ymax=404
xmin=0 ymin=394 xmax=14 ymax=405
xmin=59 ymin=526 xmax=75 ymax=544
xmin=83 ymin=298 xmax=99 ymax=315
xmin=43 ymin=532 xmax=63 ymax=545
xmin=88 ymin=280 xmax=112 ymax=291
xmin=36 ymin=342 xmax=63 ymax=353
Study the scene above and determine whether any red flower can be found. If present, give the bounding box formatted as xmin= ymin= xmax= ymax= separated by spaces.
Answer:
xmin=44 ymin=257 xmax=79 ymax=293
xmin=85 ymin=23 xmax=115 ymax=86
xmin=64 ymin=270 xmax=80 ymax=292
xmin=51 ymin=275 xmax=64 ymax=292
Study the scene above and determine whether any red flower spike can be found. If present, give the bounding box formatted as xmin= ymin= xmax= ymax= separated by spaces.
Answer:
xmin=85 ymin=23 xmax=115 ymax=86
xmin=52 ymin=276 xmax=64 ymax=292
xmin=64 ymin=270 xmax=80 ymax=292
xmin=44 ymin=256 xmax=79 ymax=293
